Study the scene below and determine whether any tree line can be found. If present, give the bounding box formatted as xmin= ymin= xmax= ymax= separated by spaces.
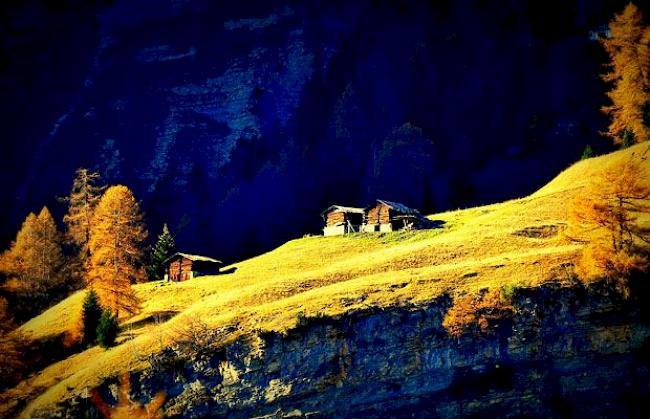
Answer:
xmin=0 ymin=169 xmax=179 ymax=387
xmin=0 ymin=169 xmax=177 ymax=325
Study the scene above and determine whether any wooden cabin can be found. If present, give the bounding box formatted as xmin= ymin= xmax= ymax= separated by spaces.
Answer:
xmin=320 ymin=205 xmax=364 ymax=236
xmin=164 ymin=253 xmax=222 ymax=282
xmin=362 ymin=200 xmax=424 ymax=232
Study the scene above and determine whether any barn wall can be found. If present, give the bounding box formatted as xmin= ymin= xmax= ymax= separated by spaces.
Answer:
xmin=180 ymin=259 xmax=193 ymax=281
xmin=323 ymin=225 xmax=347 ymax=236
xmin=365 ymin=203 xmax=391 ymax=225
xmin=169 ymin=260 xmax=182 ymax=281
xmin=168 ymin=257 xmax=195 ymax=281
xmin=326 ymin=211 xmax=346 ymax=226
xmin=379 ymin=223 xmax=393 ymax=232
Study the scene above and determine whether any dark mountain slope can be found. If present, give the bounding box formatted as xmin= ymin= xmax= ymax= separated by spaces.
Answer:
xmin=1 ymin=0 xmax=640 ymax=262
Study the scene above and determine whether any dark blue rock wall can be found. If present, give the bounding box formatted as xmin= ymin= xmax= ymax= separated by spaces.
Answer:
xmin=2 ymin=0 xmax=645 ymax=262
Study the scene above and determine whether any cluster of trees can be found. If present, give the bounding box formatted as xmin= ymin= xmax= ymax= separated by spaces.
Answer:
xmin=0 ymin=207 xmax=66 ymax=318
xmin=81 ymin=289 xmax=119 ymax=348
xmin=0 ymin=169 xmax=177 ymax=332
xmin=0 ymin=166 xmax=179 ymax=385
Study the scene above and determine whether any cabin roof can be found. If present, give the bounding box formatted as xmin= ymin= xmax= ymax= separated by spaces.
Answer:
xmin=163 ymin=252 xmax=222 ymax=265
xmin=320 ymin=205 xmax=365 ymax=218
xmin=366 ymin=199 xmax=421 ymax=215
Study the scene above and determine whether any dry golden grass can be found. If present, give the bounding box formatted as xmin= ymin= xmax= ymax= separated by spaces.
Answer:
xmin=4 ymin=143 xmax=650 ymax=418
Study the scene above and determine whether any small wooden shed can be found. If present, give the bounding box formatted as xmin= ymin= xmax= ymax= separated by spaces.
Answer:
xmin=363 ymin=200 xmax=424 ymax=232
xmin=320 ymin=205 xmax=364 ymax=236
xmin=164 ymin=253 xmax=222 ymax=282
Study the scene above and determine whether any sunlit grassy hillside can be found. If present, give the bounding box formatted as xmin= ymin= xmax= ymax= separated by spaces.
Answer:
xmin=4 ymin=143 xmax=650 ymax=418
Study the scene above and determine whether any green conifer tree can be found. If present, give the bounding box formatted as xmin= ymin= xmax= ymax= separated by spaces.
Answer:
xmin=147 ymin=224 xmax=175 ymax=281
xmin=81 ymin=289 xmax=103 ymax=346
xmin=621 ymin=130 xmax=636 ymax=148
xmin=581 ymin=145 xmax=595 ymax=160
xmin=96 ymin=308 xmax=119 ymax=348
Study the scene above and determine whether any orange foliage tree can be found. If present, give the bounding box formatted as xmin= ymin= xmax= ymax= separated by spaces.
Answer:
xmin=600 ymin=2 xmax=650 ymax=145
xmin=62 ymin=168 xmax=105 ymax=278
xmin=0 ymin=207 xmax=64 ymax=290
xmin=568 ymin=155 xmax=650 ymax=278
xmin=87 ymin=185 xmax=147 ymax=315
xmin=90 ymin=373 xmax=165 ymax=419
xmin=443 ymin=289 xmax=513 ymax=338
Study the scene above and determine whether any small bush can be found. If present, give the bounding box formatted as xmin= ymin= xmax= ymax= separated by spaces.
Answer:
xmin=82 ymin=289 xmax=103 ymax=346
xmin=443 ymin=289 xmax=513 ymax=338
xmin=172 ymin=318 xmax=219 ymax=359
xmin=140 ymin=347 xmax=185 ymax=374
xmin=581 ymin=145 xmax=594 ymax=160
xmin=577 ymin=245 xmax=649 ymax=282
xmin=500 ymin=284 xmax=519 ymax=302
xmin=96 ymin=309 xmax=119 ymax=348
xmin=295 ymin=311 xmax=329 ymax=328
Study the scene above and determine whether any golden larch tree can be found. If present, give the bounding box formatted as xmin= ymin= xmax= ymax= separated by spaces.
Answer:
xmin=0 ymin=207 xmax=64 ymax=290
xmin=87 ymin=185 xmax=147 ymax=314
xmin=63 ymin=168 xmax=105 ymax=267
xmin=35 ymin=207 xmax=65 ymax=287
xmin=600 ymin=2 xmax=650 ymax=144
xmin=568 ymin=153 xmax=650 ymax=278
xmin=0 ymin=212 xmax=38 ymax=284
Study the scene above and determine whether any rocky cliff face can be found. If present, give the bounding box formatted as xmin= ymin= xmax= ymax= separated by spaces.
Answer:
xmin=43 ymin=280 xmax=650 ymax=418
xmin=2 ymin=0 xmax=634 ymax=262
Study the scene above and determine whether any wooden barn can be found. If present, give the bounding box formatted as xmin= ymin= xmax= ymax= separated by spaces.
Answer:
xmin=164 ymin=253 xmax=222 ymax=282
xmin=320 ymin=205 xmax=364 ymax=236
xmin=362 ymin=199 xmax=424 ymax=232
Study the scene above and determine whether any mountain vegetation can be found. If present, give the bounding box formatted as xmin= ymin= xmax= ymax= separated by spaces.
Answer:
xmin=81 ymin=289 xmax=102 ymax=347
xmin=600 ymin=2 xmax=650 ymax=145
xmin=0 ymin=207 xmax=65 ymax=291
xmin=0 ymin=207 xmax=67 ymax=321
xmin=569 ymin=159 xmax=650 ymax=292
xmin=4 ymin=0 xmax=643 ymax=265
xmin=0 ymin=3 xmax=649 ymax=417
xmin=0 ymin=143 xmax=646 ymax=418
xmin=62 ymin=168 xmax=105 ymax=285
xmin=147 ymin=224 xmax=176 ymax=281
xmin=87 ymin=185 xmax=147 ymax=315
xmin=96 ymin=308 xmax=119 ymax=349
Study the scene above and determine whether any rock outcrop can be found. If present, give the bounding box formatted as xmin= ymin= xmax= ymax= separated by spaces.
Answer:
xmin=42 ymin=279 xmax=650 ymax=418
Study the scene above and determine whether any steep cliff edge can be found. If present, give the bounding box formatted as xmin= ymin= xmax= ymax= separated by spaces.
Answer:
xmin=38 ymin=279 xmax=650 ymax=418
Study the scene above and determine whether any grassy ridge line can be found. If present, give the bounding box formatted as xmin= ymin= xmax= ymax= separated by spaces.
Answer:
xmin=15 ymin=244 xmax=579 ymax=418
